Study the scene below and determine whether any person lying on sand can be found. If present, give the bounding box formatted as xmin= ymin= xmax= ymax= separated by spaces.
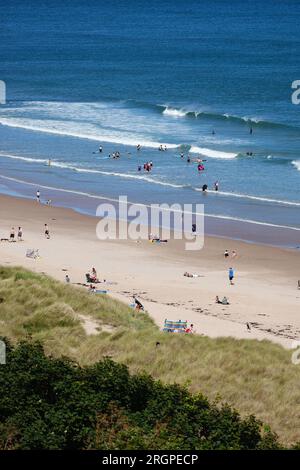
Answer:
xmin=148 ymin=234 xmax=168 ymax=243
xmin=215 ymin=295 xmax=230 ymax=305
xmin=184 ymin=272 xmax=200 ymax=278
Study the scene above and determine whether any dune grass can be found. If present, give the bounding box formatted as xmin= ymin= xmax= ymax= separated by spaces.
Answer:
xmin=0 ymin=266 xmax=299 ymax=445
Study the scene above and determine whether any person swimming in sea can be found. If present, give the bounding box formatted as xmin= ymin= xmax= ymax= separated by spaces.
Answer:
xmin=202 ymin=184 xmax=208 ymax=192
xmin=138 ymin=165 xmax=142 ymax=172
xmin=214 ymin=181 xmax=219 ymax=191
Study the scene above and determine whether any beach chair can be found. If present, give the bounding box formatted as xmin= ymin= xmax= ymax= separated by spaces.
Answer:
xmin=26 ymin=249 xmax=40 ymax=259
xmin=163 ymin=319 xmax=187 ymax=333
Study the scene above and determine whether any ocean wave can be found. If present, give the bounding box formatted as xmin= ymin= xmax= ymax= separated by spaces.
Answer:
xmin=189 ymin=146 xmax=238 ymax=159
xmin=0 ymin=173 xmax=300 ymax=232
xmin=292 ymin=160 xmax=300 ymax=171
xmin=162 ymin=107 xmax=187 ymax=118
xmin=0 ymin=117 xmax=178 ymax=150
xmin=1 ymin=152 xmax=299 ymax=207
xmin=3 ymin=98 xmax=300 ymax=133
xmin=0 ymin=116 xmax=240 ymax=159
xmin=158 ymin=103 xmax=299 ymax=131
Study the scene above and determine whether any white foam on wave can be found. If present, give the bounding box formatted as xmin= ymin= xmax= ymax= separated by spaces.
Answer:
xmin=292 ymin=160 xmax=300 ymax=171
xmin=0 ymin=173 xmax=300 ymax=232
xmin=0 ymin=152 xmax=47 ymax=164
xmin=0 ymin=117 xmax=178 ymax=150
xmin=193 ymin=187 xmax=300 ymax=207
xmin=189 ymin=146 xmax=238 ymax=159
xmin=162 ymin=107 xmax=187 ymax=118
xmin=0 ymin=117 xmax=239 ymax=159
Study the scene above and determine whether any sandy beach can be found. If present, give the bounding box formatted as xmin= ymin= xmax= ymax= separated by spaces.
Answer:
xmin=0 ymin=193 xmax=299 ymax=348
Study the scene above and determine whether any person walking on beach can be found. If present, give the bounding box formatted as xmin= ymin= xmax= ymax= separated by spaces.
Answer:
xmin=36 ymin=189 xmax=40 ymax=203
xmin=9 ymin=227 xmax=15 ymax=242
xmin=44 ymin=224 xmax=50 ymax=239
xmin=229 ymin=267 xmax=235 ymax=285
xmin=17 ymin=226 xmax=23 ymax=241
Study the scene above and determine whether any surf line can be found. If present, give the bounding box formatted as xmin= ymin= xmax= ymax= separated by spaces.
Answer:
xmin=0 ymin=174 xmax=300 ymax=232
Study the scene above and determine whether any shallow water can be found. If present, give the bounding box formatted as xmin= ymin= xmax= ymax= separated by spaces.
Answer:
xmin=0 ymin=0 xmax=299 ymax=246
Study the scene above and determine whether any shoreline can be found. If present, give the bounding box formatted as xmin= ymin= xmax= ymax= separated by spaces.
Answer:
xmin=0 ymin=193 xmax=300 ymax=349
xmin=0 ymin=174 xmax=300 ymax=250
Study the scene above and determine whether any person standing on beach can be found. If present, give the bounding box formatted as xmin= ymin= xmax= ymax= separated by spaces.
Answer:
xmin=9 ymin=227 xmax=15 ymax=242
xmin=65 ymin=274 xmax=70 ymax=284
xmin=44 ymin=224 xmax=50 ymax=239
xmin=17 ymin=227 xmax=23 ymax=241
xmin=229 ymin=267 xmax=235 ymax=285
xmin=36 ymin=189 xmax=40 ymax=203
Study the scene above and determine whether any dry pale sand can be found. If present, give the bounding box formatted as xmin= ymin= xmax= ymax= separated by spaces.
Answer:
xmin=0 ymin=194 xmax=300 ymax=348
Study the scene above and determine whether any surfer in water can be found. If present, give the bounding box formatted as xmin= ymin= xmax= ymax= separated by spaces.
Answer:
xmin=202 ymin=184 xmax=208 ymax=192
xmin=214 ymin=181 xmax=219 ymax=191
xmin=99 ymin=146 xmax=102 ymax=153
xmin=137 ymin=144 xmax=141 ymax=151
xmin=250 ymin=127 xmax=253 ymax=135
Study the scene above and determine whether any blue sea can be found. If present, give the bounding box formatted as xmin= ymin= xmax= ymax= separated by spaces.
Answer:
xmin=0 ymin=0 xmax=300 ymax=246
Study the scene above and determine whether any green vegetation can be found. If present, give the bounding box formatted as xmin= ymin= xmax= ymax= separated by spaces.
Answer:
xmin=0 ymin=341 xmax=280 ymax=449
xmin=0 ymin=266 xmax=299 ymax=446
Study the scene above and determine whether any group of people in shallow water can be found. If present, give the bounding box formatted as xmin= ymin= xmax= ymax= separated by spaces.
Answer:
xmin=138 ymin=161 xmax=153 ymax=172
xmin=201 ymin=181 xmax=219 ymax=192
xmin=96 ymin=143 xmax=224 ymax=189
